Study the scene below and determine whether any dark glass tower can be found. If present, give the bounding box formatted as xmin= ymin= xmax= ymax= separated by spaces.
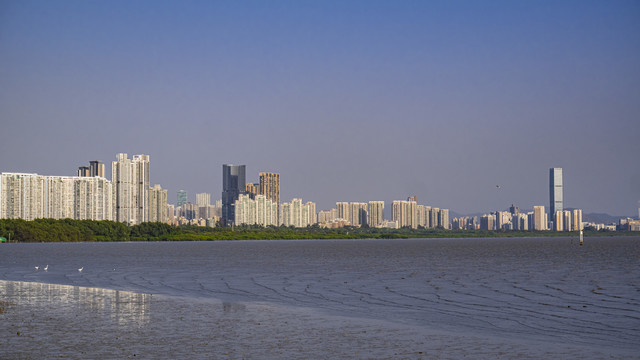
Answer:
xmin=222 ymin=164 xmax=246 ymax=225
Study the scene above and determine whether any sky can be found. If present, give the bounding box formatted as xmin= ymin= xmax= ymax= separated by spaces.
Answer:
xmin=1 ymin=0 xmax=639 ymax=217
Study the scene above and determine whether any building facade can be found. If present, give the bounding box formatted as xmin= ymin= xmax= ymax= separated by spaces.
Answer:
xmin=533 ymin=206 xmax=547 ymax=231
xmin=368 ymin=201 xmax=385 ymax=228
xmin=196 ymin=193 xmax=210 ymax=207
xmin=222 ymin=164 xmax=246 ymax=225
xmin=112 ymin=153 xmax=150 ymax=225
xmin=149 ymin=184 xmax=168 ymax=223
xmin=392 ymin=200 xmax=417 ymax=229
xmin=1 ymin=172 xmax=113 ymax=221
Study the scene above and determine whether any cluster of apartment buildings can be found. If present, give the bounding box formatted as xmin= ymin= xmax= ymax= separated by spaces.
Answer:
xmin=313 ymin=199 xmax=449 ymax=229
xmin=0 ymin=154 xmax=168 ymax=224
xmin=452 ymin=205 xmax=583 ymax=231
xmin=4 ymin=159 xmax=637 ymax=232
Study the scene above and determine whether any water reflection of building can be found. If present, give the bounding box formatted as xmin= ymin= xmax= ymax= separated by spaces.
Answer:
xmin=0 ymin=281 xmax=151 ymax=328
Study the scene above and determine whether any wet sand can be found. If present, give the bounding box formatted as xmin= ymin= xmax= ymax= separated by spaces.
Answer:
xmin=1 ymin=280 xmax=631 ymax=359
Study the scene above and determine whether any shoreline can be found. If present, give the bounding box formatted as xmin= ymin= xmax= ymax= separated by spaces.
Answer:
xmin=3 ymin=218 xmax=639 ymax=243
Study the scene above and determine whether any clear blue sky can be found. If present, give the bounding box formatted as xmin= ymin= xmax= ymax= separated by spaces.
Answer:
xmin=1 ymin=0 xmax=639 ymax=216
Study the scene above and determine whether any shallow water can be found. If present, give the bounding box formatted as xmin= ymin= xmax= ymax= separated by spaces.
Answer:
xmin=1 ymin=237 xmax=639 ymax=359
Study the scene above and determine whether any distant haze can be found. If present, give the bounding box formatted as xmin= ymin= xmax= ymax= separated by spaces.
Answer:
xmin=1 ymin=1 xmax=639 ymax=216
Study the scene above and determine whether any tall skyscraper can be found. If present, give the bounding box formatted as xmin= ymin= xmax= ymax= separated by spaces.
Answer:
xmin=112 ymin=153 xmax=150 ymax=225
xmin=549 ymin=168 xmax=563 ymax=216
xmin=177 ymin=190 xmax=188 ymax=207
xmin=222 ymin=164 xmax=246 ymax=225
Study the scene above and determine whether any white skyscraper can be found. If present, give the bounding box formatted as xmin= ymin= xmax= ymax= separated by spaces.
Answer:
xmin=112 ymin=153 xmax=150 ymax=225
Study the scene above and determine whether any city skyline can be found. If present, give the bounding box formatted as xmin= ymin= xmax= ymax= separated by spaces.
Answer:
xmin=0 ymin=154 xmax=633 ymax=219
xmin=1 ymin=1 xmax=638 ymax=216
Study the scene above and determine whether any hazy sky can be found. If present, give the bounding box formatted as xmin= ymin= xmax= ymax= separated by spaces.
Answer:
xmin=1 ymin=0 xmax=639 ymax=216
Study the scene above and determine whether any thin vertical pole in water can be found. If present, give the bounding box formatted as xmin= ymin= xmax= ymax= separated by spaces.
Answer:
xmin=579 ymin=230 xmax=583 ymax=246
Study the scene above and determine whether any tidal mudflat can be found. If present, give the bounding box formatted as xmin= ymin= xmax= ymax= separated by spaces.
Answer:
xmin=1 ymin=237 xmax=638 ymax=359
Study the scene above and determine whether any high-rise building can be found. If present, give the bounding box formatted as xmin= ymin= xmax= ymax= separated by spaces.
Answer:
xmin=222 ymin=164 xmax=246 ymax=225
xmin=533 ymin=206 xmax=547 ymax=231
xmin=1 ymin=173 xmax=46 ymax=220
xmin=177 ymin=190 xmax=188 ymax=207
xmin=279 ymin=198 xmax=316 ymax=227
xmin=245 ymin=183 xmax=259 ymax=199
xmin=349 ymin=202 xmax=368 ymax=227
xmin=368 ymin=201 xmax=384 ymax=228
xmin=259 ymin=172 xmax=280 ymax=216
xmin=392 ymin=200 xmax=417 ymax=229
xmin=112 ymin=153 xmax=150 ymax=225
xmin=554 ymin=211 xmax=564 ymax=231
xmin=196 ymin=193 xmax=210 ymax=207
xmin=438 ymin=208 xmax=450 ymax=229
xmin=549 ymin=168 xmax=563 ymax=216
xmin=496 ymin=211 xmax=511 ymax=230
xmin=149 ymin=184 xmax=168 ymax=223
xmin=336 ymin=202 xmax=350 ymax=223
xmin=1 ymin=172 xmax=113 ymax=221
xmin=429 ymin=207 xmax=438 ymax=229
xmin=235 ymin=194 xmax=277 ymax=227
xmin=318 ymin=209 xmax=337 ymax=224
xmin=572 ymin=209 xmax=583 ymax=231
xmin=480 ymin=214 xmax=494 ymax=230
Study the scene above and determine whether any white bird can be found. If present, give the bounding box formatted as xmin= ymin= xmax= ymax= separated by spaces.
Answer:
xmin=35 ymin=266 xmax=39 ymax=270
xmin=78 ymin=267 xmax=83 ymax=272
xmin=44 ymin=265 xmax=48 ymax=271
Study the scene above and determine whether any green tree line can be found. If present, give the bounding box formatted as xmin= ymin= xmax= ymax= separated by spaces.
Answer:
xmin=0 ymin=219 xmax=636 ymax=243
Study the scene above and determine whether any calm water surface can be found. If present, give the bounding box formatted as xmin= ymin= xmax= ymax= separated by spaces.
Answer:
xmin=1 ymin=237 xmax=638 ymax=359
